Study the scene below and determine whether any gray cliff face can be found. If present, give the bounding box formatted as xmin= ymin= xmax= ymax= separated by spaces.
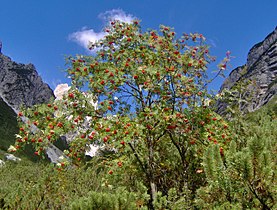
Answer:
xmin=217 ymin=27 xmax=277 ymax=114
xmin=0 ymin=54 xmax=54 ymax=109
xmin=0 ymin=53 xmax=63 ymax=163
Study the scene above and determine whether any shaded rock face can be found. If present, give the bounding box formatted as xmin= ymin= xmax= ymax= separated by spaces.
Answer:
xmin=0 ymin=97 xmax=18 ymax=151
xmin=0 ymin=53 xmax=58 ymax=162
xmin=217 ymin=27 xmax=277 ymax=114
xmin=0 ymin=54 xmax=54 ymax=110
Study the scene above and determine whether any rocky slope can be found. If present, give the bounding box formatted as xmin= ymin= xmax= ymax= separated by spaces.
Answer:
xmin=0 ymin=97 xmax=18 ymax=153
xmin=0 ymin=53 xmax=56 ymax=161
xmin=217 ymin=27 xmax=277 ymax=114
xmin=0 ymin=54 xmax=54 ymax=110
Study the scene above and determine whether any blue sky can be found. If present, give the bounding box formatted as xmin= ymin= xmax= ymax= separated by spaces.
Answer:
xmin=0 ymin=0 xmax=276 ymax=91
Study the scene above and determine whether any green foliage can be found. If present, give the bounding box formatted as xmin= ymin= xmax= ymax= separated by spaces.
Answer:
xmin=71 ymin=187 xmax=147 ymax=210
xmin=0 ymin=159 xmax=108 ymax=209
xmin=0 ymin=98 xmax=18 ymax=157
xmin=5 ymin=20 xmax=276 ymax=209
xmin=12 ymin=20 xmax=231 ymax=209
xmin=152 ymin=187 xmax=194 ymax=210
xmin=195 ymin=98 xmax=277 ymax=209
xmin=0 ymin=98 xmax=43 ymax=162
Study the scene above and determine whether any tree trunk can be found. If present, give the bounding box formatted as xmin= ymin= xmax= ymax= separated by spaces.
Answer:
xmin=148 ymin=136 xmax=157 ymax=210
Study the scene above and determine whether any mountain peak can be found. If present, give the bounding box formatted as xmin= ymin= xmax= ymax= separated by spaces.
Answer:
xmin=0 ymin=53 xmax=54 ymax=110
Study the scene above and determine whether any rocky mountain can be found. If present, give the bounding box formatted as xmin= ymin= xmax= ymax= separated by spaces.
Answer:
xmin=0 ymin=54 xmax=54 ymax=110
xmin=0 ymin=53 xmax=55 ymax=160
xmin=217 ymin=27 xmax=277 ymax=114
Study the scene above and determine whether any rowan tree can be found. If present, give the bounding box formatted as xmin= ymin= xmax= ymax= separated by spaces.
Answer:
xmin=13 ymin=20 xmax=231 ymax=209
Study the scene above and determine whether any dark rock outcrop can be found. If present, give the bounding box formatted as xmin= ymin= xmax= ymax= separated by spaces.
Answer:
xmin=0 ymin=97 xmax=18 ymax=152
xmin=0 ymin=54 xmax=54 ymax=110
xmin=217 ymin=27 xmax=277 ymax=114
xmin=0 ymin=53 xmax=59 ymax=162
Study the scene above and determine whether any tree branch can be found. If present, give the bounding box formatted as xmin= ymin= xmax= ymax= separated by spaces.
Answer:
xmin=128 ymin=142 xmax=148 ymax=176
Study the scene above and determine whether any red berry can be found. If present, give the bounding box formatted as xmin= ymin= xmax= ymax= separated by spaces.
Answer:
xmin=146 ymin=124 xmax=152 ymax=130
xmin=68 ymin=93 xmax=74 ymax=99
xmin=190 ymin=140 xmax=196 ymax=145
xmin=117 ymin=161 xmax=123 ymax=167
xmin=18 ymin=112 xmax=23 ymax=117
xmin=103 ymin=136 xmax=108 ymax=142
xmin=167 ymin=125 xmax=176 ymax=130
xmin=57 ymin=122 xmax=63 ymax=128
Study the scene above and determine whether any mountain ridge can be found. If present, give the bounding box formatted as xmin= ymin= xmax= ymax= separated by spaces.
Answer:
xmin=0 ymin=54 xmax=54 ymax=110
xmin=217 ymin=26 xmax=277 ymax=114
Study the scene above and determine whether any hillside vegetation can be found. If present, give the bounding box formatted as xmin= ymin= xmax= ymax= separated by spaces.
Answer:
xmin=0 ymin=98 xmax=18 ymax=159
xmin=0 ymin=21 xmax=276 ymax=209
xmin=0 ymin=95 xmax=275 ymax=210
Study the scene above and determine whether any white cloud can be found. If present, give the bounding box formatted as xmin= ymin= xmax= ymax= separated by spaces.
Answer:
xmin=69 ymin=9 xmax=136 ymax=51
xmin=98 ymin=9 xmax=136 ymax=24
xmin=69 ymin=27 xmax=106 ymax=50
